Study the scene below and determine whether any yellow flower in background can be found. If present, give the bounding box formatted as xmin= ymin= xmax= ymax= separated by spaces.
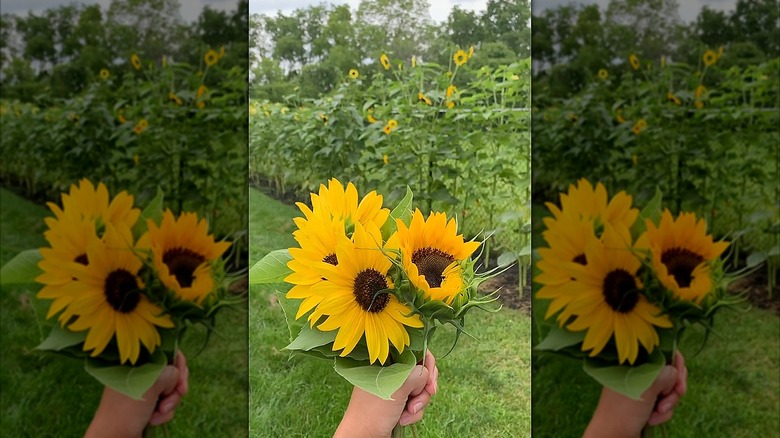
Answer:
xmin=130 ymin=53 xmax=141 ymax=70
xmin=666 ymin=92 xmax=681 ymax=106
xmin=640 ymin=210 xmax=729 ymax=304
xmin=387 ymin=119 xmax=398 ymax=129
xmin=702 ymin=49 xmax=717 ymax=67
xmin=99 ymin=69 xmax=110 ymax=80
xmin=204 ymin=49 xmax=218 ymax=67
xmin=387 ymin=209 xmax=481 ymax=304
xmin=629 ymin=54 xmax=640 ymax=70
xmin=695 ymin=100 xmax=704 ymax=109
xmin=557 ymin=225 xmax=673 ymax=365
xmin=453 ymin=50 xmax=468 ymax=66
xmin=320 ymin=113 xmax=329 ymax=124
xmin=383 ymin=154 xmax=389 ymax=165
xmin=567 ymin=112 xmax=577 ymax=123
xmin=349 ymin=69 xmax=359 ymax=79
xmin=411 ymin=56 xmax=417 ymax=67
xmin=133 ymin=118 xmax=148 ymax=135
xmin=717 ymin=46 xmax=724 ymax=59
xmin=197 ymin=84 xmax=208 ymax=99
xmin=117 ymin=113 xmax=127 ymax=124
xmin=616 ymin=109 xmax=625 ymax=124
xmin=309 ymin=223 xmax=423 ymax=365
xmin=447 ymin=101 xmax=455 ymax=108
xmin=383 ymin=124 xmax=392 ymax=135
xmin=140 ymin=209 xmax=231 ymax=304
xmin=249 ymin=105 xmax=257 ymax=116
xmin=168 ymin=91 xmax=183 ymax=106
xmin=218 ymin=45 xmax=226 ymax=59
xmin=69 ymin=112 xmax=79 ymax=123
xmin=695 ymin=84 xmax=706 ymax=99
xmin=446 ymin=84 xmax=457 ymax=98
xmin=631 ymin=118 xmax=647 ymax=135
xmin=64 ymin=225 xmax=174 ymax=365
xmin=380 ymin=53 xmax=390 ymax=70
xmin=418 ymin=92 xmax=432 ymax=106
xmin=367 ymin=113 xmax=377 ymax=123
xmin=598 ymin=69 xmax=608 ymax=79
xmin=468 ymin=45 xmax=475 ymax=59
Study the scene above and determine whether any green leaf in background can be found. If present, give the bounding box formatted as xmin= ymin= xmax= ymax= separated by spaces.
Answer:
xmin=632 ymin=187 xmax=663 ymax=238
xmin=0 ymin=249 xmax=42 ymax=285
xmin=497 ymin=251 xmax=518 ymax=267
xmin=535 ymin=323 xmax=586 ymax=351
xmin=381 ymin=186 xmax=413 ymax=241
xmin=746 ymin=251 xmax=767 ymax=268
xmin=36 ymin=324 xmax=87 ymax=351
xmin=285 ymin=323 xmax=337 ymax=351
xmin=134 ymin=187 xmax=164 ymax=237
xmin=85 ymin=349 xmax=168 ymax=401
xmin=334 ymin=349 xmax=417 ymax=400
xmin=249 ymin=249 xmax=292 ymax=284
xmin=583 ymin=348 xmax=666 ymax=400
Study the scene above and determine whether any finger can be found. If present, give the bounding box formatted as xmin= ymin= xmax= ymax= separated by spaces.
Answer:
xmin=148 ymin=365 xmax=180 ymax=402
xmin=176 ymin=351 xmax=189 ymax=395
xmin=647 ymin=409 xmax=674 ymax=426
xmin=674 ymin=351 xmax=687 ymax=395
xmin=423 ymin=351 xmax=437 ymax=395
xmin=650 ymin=365 xmax=678 ymax=398
xmin=654 ymin=391 xmax=680 ymax=417
xmin=398 ymin=406 xmax=426 ymax=426
xmin=397 ymin=365 xmax=429 ymax=401
xmin=149 ymin=409 xmax=175 ymax=426
xmin=156 ymin=391 xmax=182 ymax=417
xmin=405 ymin=390 xmax=432 ymax=415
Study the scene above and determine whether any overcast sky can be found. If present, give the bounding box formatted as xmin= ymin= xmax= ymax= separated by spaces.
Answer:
xmin=534 ymin=0 xmax=737 ymax=22
xmin=0 ymin=0 xmax=237 ymax=22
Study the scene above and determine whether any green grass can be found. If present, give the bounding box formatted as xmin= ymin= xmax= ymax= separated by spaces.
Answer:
xmin=248 ymin=188 xmax=532 ymax=437
xmin=532 ymin=293 xmax=780 ymax=437
xmin=0 ymin=187 xmax=247 ymax=437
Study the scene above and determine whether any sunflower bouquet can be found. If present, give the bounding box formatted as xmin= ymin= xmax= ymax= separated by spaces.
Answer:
xmin=534 ymin=179 xmax=741 ymax=401
xmin=0 ymin=179 xmax=239 ymax=400
xmin=251 ymin=179 xmax=497 ymax=418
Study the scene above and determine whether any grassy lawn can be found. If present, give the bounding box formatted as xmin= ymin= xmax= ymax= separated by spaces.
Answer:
xmin=0 ymin=187 xmax=247 ymax=437
xmin=248 ymin=187 xmax=532 ymax=437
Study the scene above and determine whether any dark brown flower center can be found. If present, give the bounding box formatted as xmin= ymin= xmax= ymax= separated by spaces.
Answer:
xmin=661 ymin=248 xmax=704 ymax=288
xmin=412 ymin=247 xmax=455 ymax=288
xmin=602 ymin=269 xmax=639 ymax=313
xmin=74 ymin=254 xmax=88 ymax=265
xmin=322 ymin=253 xmax=338 ymax=266
xmin=353 ymin=269 xmax=389 ymax=313
xmin=572 ymin=253 xmax=587 ymax=265
xmin=163 ymin=248 xmax=206 ymax=288
xmin=104 ymin=269 xmax=140 ymax=313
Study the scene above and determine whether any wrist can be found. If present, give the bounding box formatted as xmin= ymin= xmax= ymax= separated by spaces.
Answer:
xmin=334 ymin=413 xmax=391 ymax=438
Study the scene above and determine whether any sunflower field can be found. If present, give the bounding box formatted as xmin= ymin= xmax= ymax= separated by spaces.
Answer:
xmin=250 ymin=52 xmax=532 ymax=269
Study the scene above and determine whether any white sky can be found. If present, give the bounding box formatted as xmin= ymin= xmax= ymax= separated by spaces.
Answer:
xmin=0 ymin=0 xmax=236 ymax=22
xmin=250 ymin=0 xmax=489 ymax=23
xmin=534 ymin=0 xmax=737 ymax=22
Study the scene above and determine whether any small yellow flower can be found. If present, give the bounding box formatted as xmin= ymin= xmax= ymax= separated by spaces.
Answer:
xmin=204 ymin=49 xmax=218 ymax=67
xmin=131 ymin=53 xmax=141 ymax=70
xmin=117 ymin=113 xmax=127 ymax=124
xmin=197 ymin=101 xmax=206 ymax=109
xmin=446 ymin=85 xmax=457 ymax=98
xmin=418 ymin=92 xmax=432 ymax=106
xmin=702 ymin=49 xmax=717 ymax=67
xmin=695 ymin=100 xmax=704 ymax=109
xmin=383 ymin=154 xmax=389 ymax=165
xmin=598 ymin=69 xmax=608 ymax=79
xmin=453 ymin=50 xmax=468 ymax=66
xmin=99 ymin=69 xmax=110 ymax=79
xmin=383 ymin=124 xmax=392 ymax=135
xmin=411 ymin=56 xmax=417 ymax=67
xmin=695 ymin=85 xmax=706 ymax=99
xmin=717 ymin=46 xmax=724 ymax=59
xmin=380 ymin=54 xmax=390 ymax=70
xmin=666 ymin=92 xmax=681 ymax=106
xmin=387 ymin=119 xmax=398 ymax=129
xmin=320 ymin=113 xmax=329 ymax=124
xmin=631 ymin=118 xmax=647 ymax=135
xmin=468 ymin=46 xmax=475 ymax=59
xmin=249 ymin=106 xmax=257 ymax=115
xmin=367 ymin=113 xmax=377 ymax=123
xmin=134 ymin=119 xmax=148 ymax=135
xmin=218 ymin=46 xmax=226 ymax=59
xmin=168 ymin=91 xmax=183 ymax=105
xmin=447 ymin=101 xmax=455 ymax=109
xmin=511 ymin=74 xmax=520 ymax=80
xmin=629 ymin=54 xmax=639 ymax=70
xmin=197 ymin=85 xmax=208 ymax=99
xmin=349 ymin=69 xmax=359 ymax=79
xmin=133 ymin=154 xmax=139 ymax=166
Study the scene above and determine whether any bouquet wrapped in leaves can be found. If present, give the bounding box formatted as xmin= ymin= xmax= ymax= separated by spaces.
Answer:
xmin=251 ymin=179 xmax=499 ymax=433
xmin=534 ymin=179 xmax=741 ymax=405
xmin=0 ymin=179 xmax=240 ymax=401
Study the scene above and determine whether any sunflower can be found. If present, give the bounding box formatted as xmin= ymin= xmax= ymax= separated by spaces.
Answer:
xmin=446 ymin=85 xmax=457 ymax=98
xmin=629 ymin=54 xmax=640 ymax=70
xmin=367 ymin=113 xmax=377 ymax=123
xmin=640 ymin=210 xmax=729 ymax=303
xmin=44 ymin=179 xmax=140 ymax=234
xmin=418 ymin=92 xmax=432 ymax=106
xmin=204 ymin=49 xmax=218 ymax=67
xmin=197 ymin=84 xmax=208 ymax=99
xmin=218 ymin=46 xmax=226 ymax=59
xmin=453 ymin=50 xmax=468 ymax=66
xmin=286 ymin=214 xmax=349 ymax=324
xmin=598 ymin=69 xmax=608 ymax=80
xmin=99 ymin=69 xmax=110 ymax=80
xmin=130 ymin=53 xmax=141 ymax=70
xmin=545 ymin=179 xmax=638 ymax=237
xmin=632 ymin=119 xmax=647 ymax=135
xmin=702 ymin=49 xmax=717 ymax=67
xmin=294 ymin=179 xmax=390 ymax=240
xmin=310 ymin=223 xmax=423 ymax=364
xmin=695 ymin=100 xmax=704 ymax=109
xmin=349 ymin=69 xmax=359 ymax=79
xmin=141 ymin=209 xmax=231 ymax=304
xmin=117 ymin=113 xmax=127 ymax=124
xmin=387 ymin=119 xmax=398 ymax=129
xmin=717 ymin=46 xmax=724 ymax=59
xmin=380 ymin=54 xmax=390 ymax=70
xmin=411 ymin=56 xmax=417 ymax=67
xmin=559 ymin=225 xmax=672 ymax=365
xmin=667 ymin=92 xmax=681 ymax=106
xmin=695 ymin=85 xmax=706 ymax=99
xmin=383 ymin=154 xmax=389 ymax=165
xmin=383 ymin=124 xmax=393 ymax=135
xmin=133 ymin=119 xmax=148 ymax=135
xmin=616 ymin=109 xmax=625 ymax=124
xmin=64 ymin=225 xmax=174 ymax=365
xmin=387 ymin=209 xmax=480 ymax=304
xmin=320 ymin=113 xmax=329 ymax=124
xmin=468 ymin=46 xmax=475 ymax=59
xmin=168 ymin=91 xmax=183 ymax=105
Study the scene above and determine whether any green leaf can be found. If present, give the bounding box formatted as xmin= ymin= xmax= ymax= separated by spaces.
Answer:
xmin=746 ymin=251 xmax=767 ymax=268
xmin=285 ymin=323 xmax=337 ymax=351
xmin=632 ymin=187 xmax=663 ymax=238
xmin=381 ymin=187 xmax=413 ymax=241
xmin=249 ymin=249 xmax=292 ymax=284
xmin=583 ymin=349 xmax=666 ymax=400
xmin=133 ymin=187 xmax=164 ymax=236
xmin=36 ymin=324 xmax=87 ymax=351
xmin=276 ymin=291 xmax=304 ymax=342
xmin=0 ymin=249 xmax=42 ymax=284
xmin=497 ymin=251 xmax=517 ymax=268
xmin=334 ymin=349 xmax=417 ymax=400
xmin=84 ymin=349 xmax=168 ymax=400
xmin=535 ymin=323 xmax=586 ymax=351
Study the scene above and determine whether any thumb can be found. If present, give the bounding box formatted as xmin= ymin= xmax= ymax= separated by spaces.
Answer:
xmin=146 ymin=365 xmax=180 ymax=402
xmin=646 ymin=365 xmax=678 ymax=401
xmin=395 ymin=365 xmax=430 ymax=401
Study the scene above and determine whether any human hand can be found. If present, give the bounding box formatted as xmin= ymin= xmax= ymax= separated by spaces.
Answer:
xmin=583 ymin=350 xmax=687 ymax=438
xmin=84 ymin=351 xmax=190 ymax=438
xmin=334 ymin=350 xmax=439 ymax=438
